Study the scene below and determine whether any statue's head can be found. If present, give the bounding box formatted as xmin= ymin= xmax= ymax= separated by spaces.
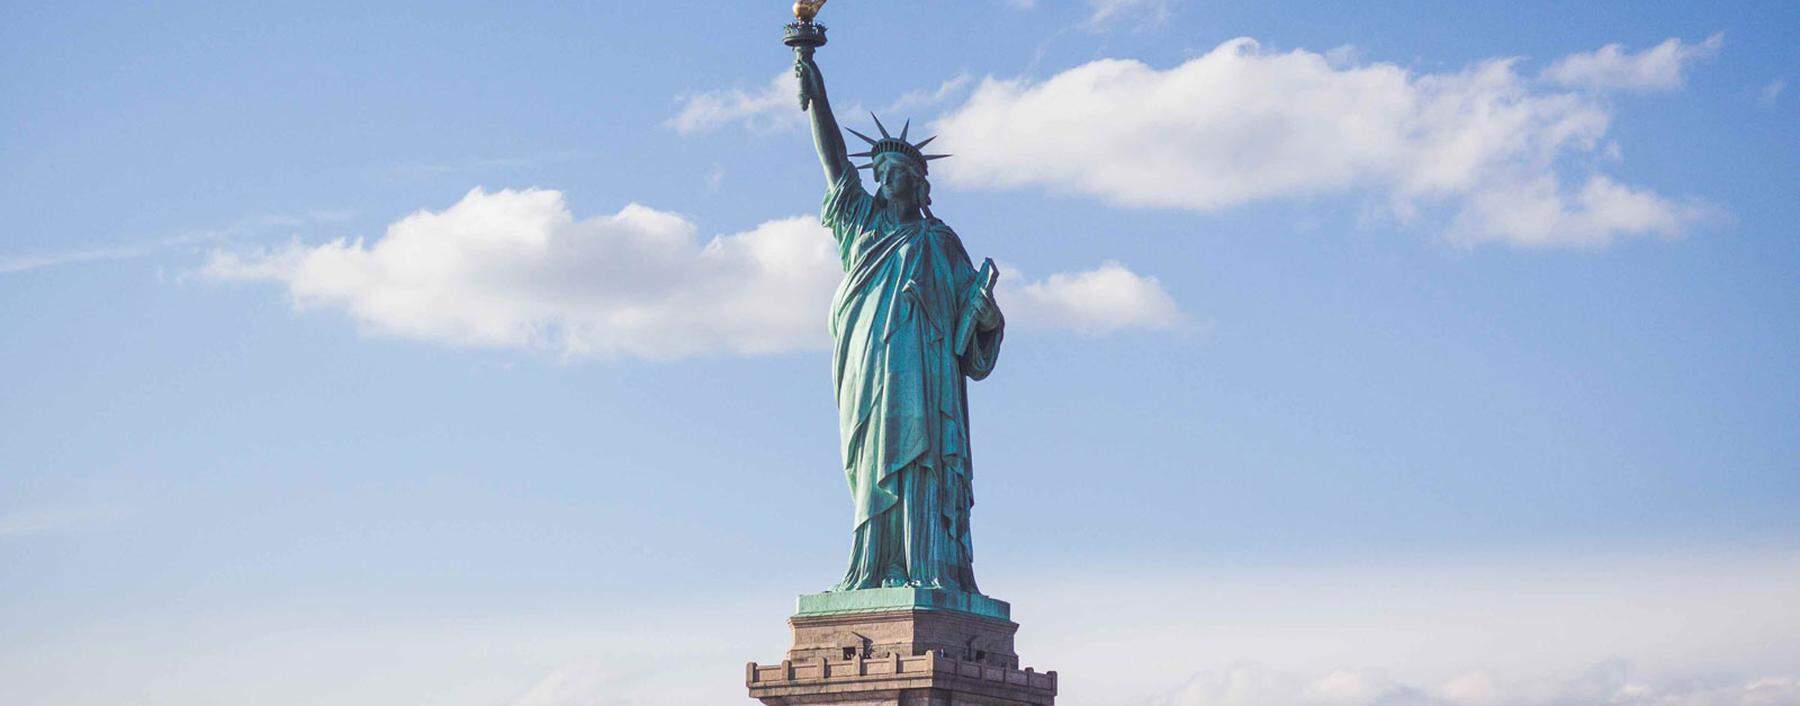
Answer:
xmin=873 ymin=153 xmax=930 ymax=210
xmin=848 ymin=114 xmax=949 ymax=212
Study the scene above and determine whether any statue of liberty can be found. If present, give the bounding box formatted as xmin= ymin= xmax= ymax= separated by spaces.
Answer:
xmin=793 ymin=37 xmax=1006 ymax=594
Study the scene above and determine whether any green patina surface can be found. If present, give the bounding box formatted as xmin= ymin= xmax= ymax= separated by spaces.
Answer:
xmin=791 ymin=13 xmax=1007 ymax=598
xmin=795 ymin=588 xmax=1011 ymax=620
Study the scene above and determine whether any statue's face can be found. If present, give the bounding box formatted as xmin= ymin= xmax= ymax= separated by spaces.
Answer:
xmin=876 ymin=156 xmax=927 ymax=206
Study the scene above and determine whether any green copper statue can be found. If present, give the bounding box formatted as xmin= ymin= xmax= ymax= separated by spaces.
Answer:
xmin=790 ymin=21 xmax=1006 ymax=594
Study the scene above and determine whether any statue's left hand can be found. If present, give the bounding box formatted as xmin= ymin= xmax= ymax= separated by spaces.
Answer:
xmin=968 ymin=291 xmax=1002 ymax=331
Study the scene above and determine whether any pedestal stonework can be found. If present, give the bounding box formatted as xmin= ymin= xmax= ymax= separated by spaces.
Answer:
xmin=748 ymin=589 xmax=1057 ymax=705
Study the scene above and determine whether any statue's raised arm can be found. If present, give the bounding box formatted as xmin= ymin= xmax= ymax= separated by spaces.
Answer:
xmin=795 ymin=49 xmax=855 ymax=189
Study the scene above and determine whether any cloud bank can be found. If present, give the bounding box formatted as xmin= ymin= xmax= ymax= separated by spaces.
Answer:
xmin=8 ymin=549 xmax=1799 ymax=706
xmin=934 ymin=36 xmax=1718 ymax=248
xmin=1154 ymin=662 xmax=1799 ymax=706
xmin=205 ymin=188 xmax=1180 ymax=359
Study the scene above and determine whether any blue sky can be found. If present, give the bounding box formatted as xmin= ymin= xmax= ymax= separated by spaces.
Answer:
xmin=3 ymin=1 xmax=1797 ymax=705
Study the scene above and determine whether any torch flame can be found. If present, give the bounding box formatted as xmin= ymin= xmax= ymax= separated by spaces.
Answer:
xmin=793 ymin=0 xmax=827 ymax=22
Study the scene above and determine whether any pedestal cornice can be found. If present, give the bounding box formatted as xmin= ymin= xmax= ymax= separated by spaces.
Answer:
xmin=795 ymin=588 xmax=1011 ymax=621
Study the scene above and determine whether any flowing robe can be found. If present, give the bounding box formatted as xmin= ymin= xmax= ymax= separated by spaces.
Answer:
xmin=822 ymin=171 xmax=1003 ymax=592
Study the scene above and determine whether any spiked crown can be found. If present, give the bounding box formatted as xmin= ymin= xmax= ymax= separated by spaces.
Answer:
xmin=848 ymin=113 xmax=951 ymax=174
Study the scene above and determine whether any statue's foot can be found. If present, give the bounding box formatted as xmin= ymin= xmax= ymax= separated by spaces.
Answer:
xmin=832 ymin=575 xmax=878 ymax=591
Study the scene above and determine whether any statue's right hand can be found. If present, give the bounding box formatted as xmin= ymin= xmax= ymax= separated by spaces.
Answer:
xmin=795 ymin=55 xmax=822 ymax=111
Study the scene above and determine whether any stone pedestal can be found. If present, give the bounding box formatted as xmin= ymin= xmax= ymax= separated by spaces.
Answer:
xmin=748 ymin=589 xmax=1057 ymax=705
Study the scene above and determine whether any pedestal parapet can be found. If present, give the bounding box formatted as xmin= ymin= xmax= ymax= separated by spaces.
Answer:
xmin=747 ymin=649 xmax=1057 ymax=706
xmin=749 ymin=589 xmax=1056 ymax=705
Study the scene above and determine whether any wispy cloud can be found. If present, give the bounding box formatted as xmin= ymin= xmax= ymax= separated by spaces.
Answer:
xmin=1 ymin=212 xmax=352 ymax=276
xmin=1087 ymin=0 xmax=1177 ymax=27
xmin=389 ymin=150 xmax=593 ymax=180
xmin=1 ymin=241 xmax=184 ymax=275
xmin=669 ymin=68 xmax=957 ymax=136
xmin=886 ymin=73 xmax=975 ymax=115
xmin=934 ymin=36 xmax=1721 ymax=248
xmin=0 ymin=504 xmax=125 ymax=538
xmin=666 ymin=71 xmax=806 ymax=135
xmin=505 ymin=660 xmax=731 ymax=706
xmin=1761 ymin=79 xmax=1786 ymax=104
xmin=668 ymin=70 xmax=956 ymax=137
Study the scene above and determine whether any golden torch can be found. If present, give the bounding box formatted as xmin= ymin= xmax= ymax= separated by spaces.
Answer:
xmin=785 ymin=0 xmax=828 ymax=49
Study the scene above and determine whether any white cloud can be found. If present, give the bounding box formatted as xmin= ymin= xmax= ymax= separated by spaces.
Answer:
xmin=1762 ymin=79 xmax=1786 ymax=104
xmin=1456 ymin=174 xmax=1704 ymax=248
xmin=1001 ymin=260 xmax=1184 ymax=334
xmin=1542 ymin=34 xmax=1723 ymax=92
xmin=1153 ymin=663 xmax=1800 ymax=706
xmin=205 ymin=188 xmax=1179 ymax=359
xmin=667 ymin=71 xmax=805 ymax=135
xmin=205 ymin=189 xmax=839 ymax=359
xmin=933 ymin=37 xmax=1713 ymax=248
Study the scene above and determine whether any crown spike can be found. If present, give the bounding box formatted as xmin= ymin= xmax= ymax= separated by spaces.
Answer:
xmin=848 ymin=151 xmax=873 ymax=158
xmin=923 ymin=154 xmax=952 ymax=161
xmin=913 ymin=135 xmax=938 ymax=150
xmin=900 ymin=119 xmax=911 ymax=141
xmin=855 ymin=163 xmax=875 ymax=170
xmin=871 ymin=113 xmax=891 ymax=139
xmin=845 ymin=127 xmax=878 ymax=145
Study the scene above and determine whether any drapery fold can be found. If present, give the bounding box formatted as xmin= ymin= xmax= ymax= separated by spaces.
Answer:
xmin=822 ymin=172 xmax=1002 ymax=592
